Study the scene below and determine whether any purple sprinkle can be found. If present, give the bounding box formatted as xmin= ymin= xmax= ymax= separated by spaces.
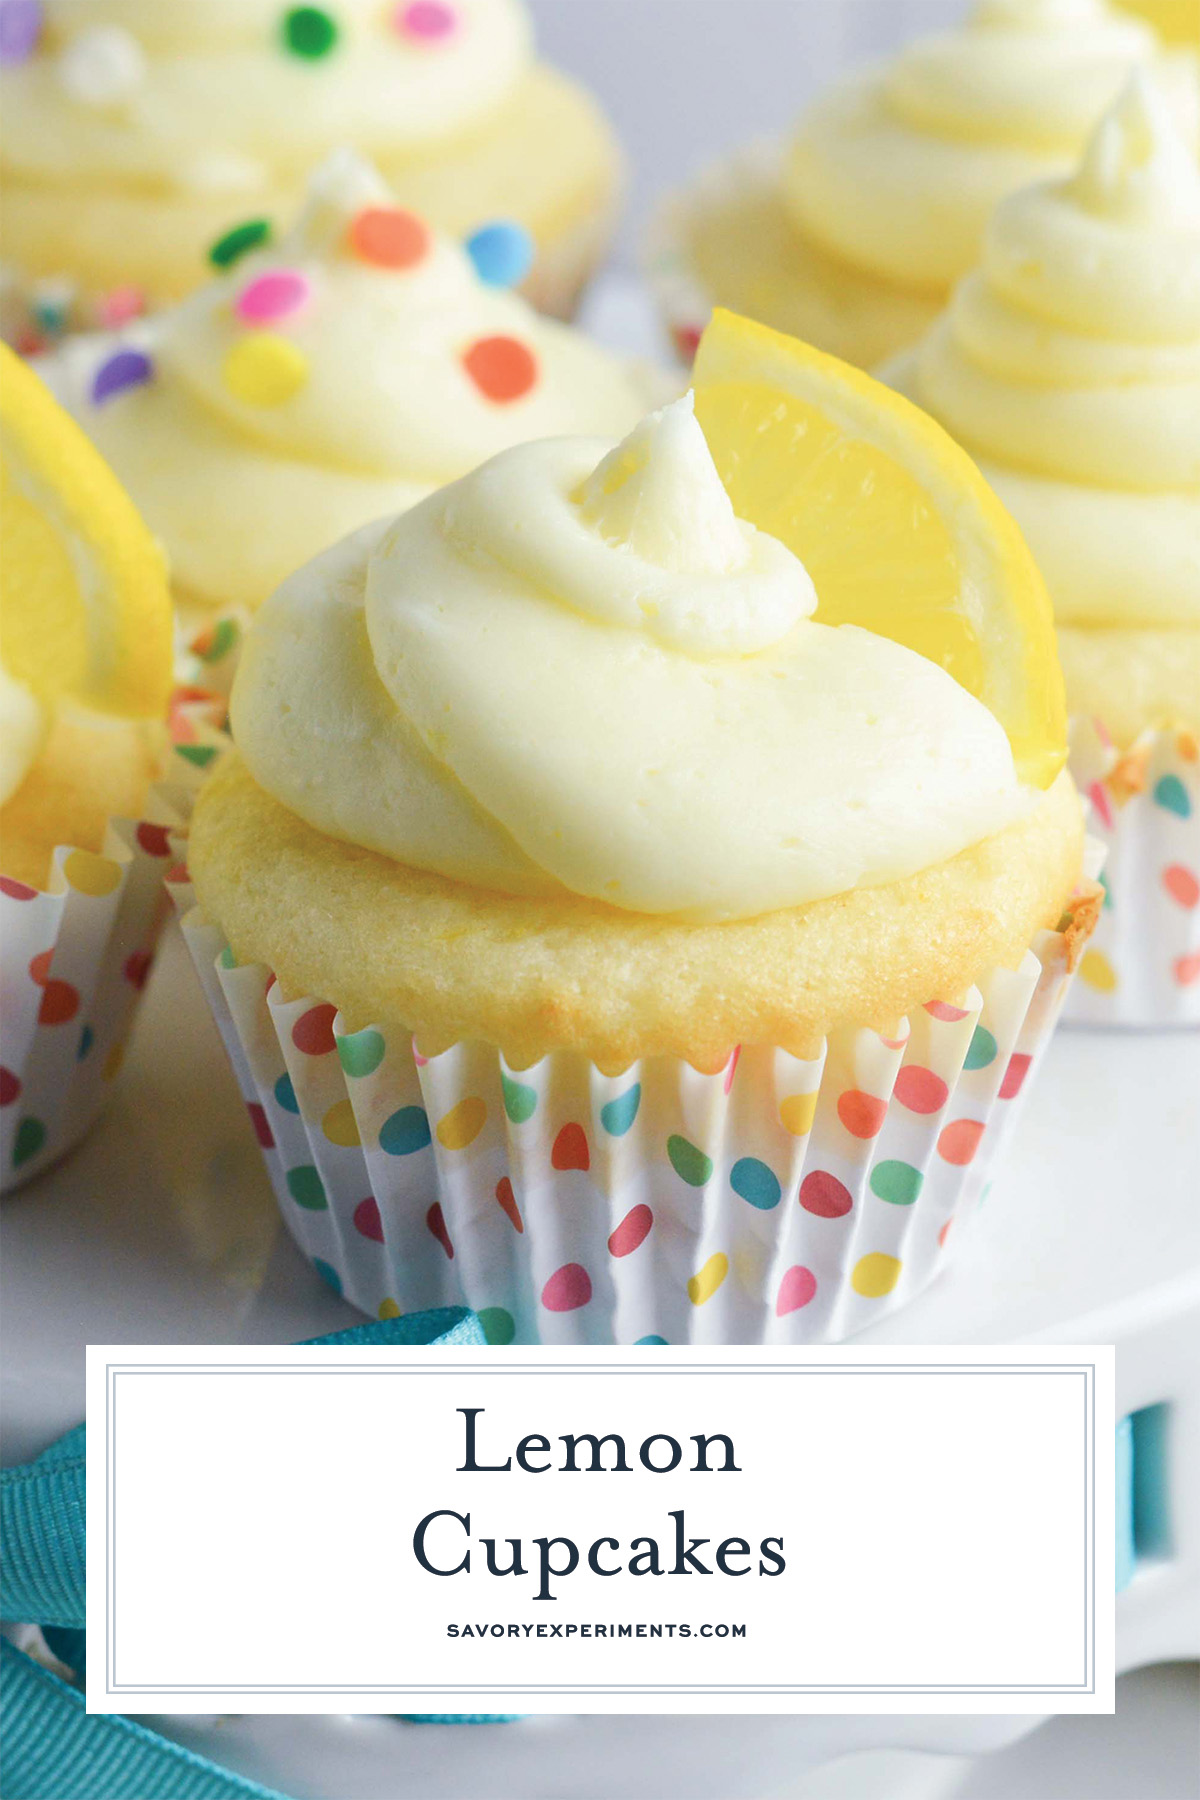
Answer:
xmin=91 ymin=347 xmax=154 ymax=405
xmin=0 ymin=0 xmax=42 ymax=64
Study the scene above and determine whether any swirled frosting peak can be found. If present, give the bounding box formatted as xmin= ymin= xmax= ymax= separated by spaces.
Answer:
xmin=232 ymin=401 xmax=1030 ymax=922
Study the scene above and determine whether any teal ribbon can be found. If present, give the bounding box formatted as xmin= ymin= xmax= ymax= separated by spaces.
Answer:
xmin=1 ymin=1308 xmax=514 ymax=1800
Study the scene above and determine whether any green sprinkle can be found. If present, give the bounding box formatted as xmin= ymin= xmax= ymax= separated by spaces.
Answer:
xmin=208 ymin=218 xmax=271 ymax=269
xmin=282 ymin=6 xmax=339 ymax=58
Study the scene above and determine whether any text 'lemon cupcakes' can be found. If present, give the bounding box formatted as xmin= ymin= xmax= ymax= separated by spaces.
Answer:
xmin=0 ymin=346 xmax=179 ymax=1188
xmin=888 ymin=78 xmax=1199 ymax=1024
xmin=648 ymin=0 xmax=1196 ymax=372
xmin=35 ymin=151 xmax=659 ymax=693
xmin=0 ymin=0 xmax=623 ymax=345
xmin=178 ymin=313 xmax=1098 ymax=1343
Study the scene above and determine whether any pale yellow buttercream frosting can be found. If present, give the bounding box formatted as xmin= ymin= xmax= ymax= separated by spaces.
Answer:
xmin=231 ymin=396 xmax=1033 ymax=924
xmin=888 ymin=76 xmax=1200 ymax=635
xmin=37 ymin=152 xmax=651 ymax=613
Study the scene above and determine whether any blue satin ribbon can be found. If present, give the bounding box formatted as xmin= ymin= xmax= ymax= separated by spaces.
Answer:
xmin=1 ymin=1307 xmax=515 ymax=1800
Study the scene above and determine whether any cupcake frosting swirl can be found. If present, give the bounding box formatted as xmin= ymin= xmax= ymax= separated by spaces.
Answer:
xmin=892 ymin=77 xmax=1200 ymax=628
xmin=782 ymin=0 xmax=1195 ymax=293
xmin=232 ymin=397 xmax=1030 ymax=922
xmin=38 ymin=152 xmax=650 ymax=611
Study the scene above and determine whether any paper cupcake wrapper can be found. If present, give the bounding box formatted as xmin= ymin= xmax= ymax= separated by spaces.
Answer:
xmin=1066 ymin=720 xmax=1199 ymax=1027
xmin=174 ymin=859 xmax=1099 ymax=1344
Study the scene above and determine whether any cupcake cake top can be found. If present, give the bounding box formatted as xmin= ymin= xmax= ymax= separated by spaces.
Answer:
xmin=38 ymin=151 xmax=652 ymax=611
xmin=783 ymin=0 xmax=1197 ymax=295
xmin=232 ymin=394 xmax=1033 ymax=923
xmin=0 ymin=0 xmax=531 ymax=192
xmin=890 ymin=75 xmax=1200 ymax=630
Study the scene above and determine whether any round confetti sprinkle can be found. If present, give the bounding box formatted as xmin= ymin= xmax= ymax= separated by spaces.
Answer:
xmin=135 ymin=822 xmax=171 ymax=858
xmin=236 ymin=268 xmax=311 ymax=325
xmin=209 ymin=218 xmax=272 ymax=268
xmin=1163 ymin=864 xmax=1200 ymax=909
xmin=124 ymin=950 xmax=152 ymax=990
xmin=465 ymin=220 xmax=534 ymax=289
xmin=349 ymin=205 xmax=429 ymax=269
xmin=287 ymin=1165 xmax=327 ymax=1209
xmin=282 ymin=6 xmax=338 ymax=57
xmin=1175 ymin=952 xmax=1200 ymax=987
xmin=0 ymin=1067 xmax=21 ymax=1107
xmin=0 ymin=1 xmax=41 ymax=65
xmin=312 ymin=1257 xmax=342 ymax=1294
xmin=687 ymin=1252 xmax=728 ymax=1307
xmin=91 ymin=347 xmax=153 ymax=406
xmin=322 ymin=1098 xmax=360 ymax=1147
xmin=776 ymin=1266 xmax=817 ymax=1316
xmin=937 ymin=1118 xmax=985 ymax=1166
xmin=779 ymin=1091 xmax=818 ymax=1137
xmin=0 ymin=876 xmax=37 ymax=900
xmin=38 ymin=979 xmax=79 ymax=1026
xmin=223 ymin=332 xmax=309 ymax=406
xmin=893 ymin=1065 xmax=949 ymax=1115
xmin=998 ymin=1053 xmax=1031 ymax=1101
xmin=729 ymin=1157 xmax=781 ymax=1211
xmin=337 ymin=1027 xmax=385 ymax=1078
xmin=378 ymin=1298 xmax=401 ymax=1320
xmin=798 ymin=1169 xmax=852 ymax=1219
xmin=667 ymin=1134 xmax=712 ymax=1188
xmin=608 ymin=1204 xmax=653 ymax=1258
xmin=851 ymin=1253 xmax=902 ymax=1299
xmin=380 ymin=1105 xmax=431 ymax=1156
xmin=427 ymin=1201 xmax=455 ymax=1258
xmin=462 ymin=334 xmax=537 ymax=403
xmin=869 ymin=1160 xmax=923 ymax=1205
xmin=1153 ymin=774 xmax=1191 ymax=819
xmin=397 ymin=0 xmax=457 ymax=39
xmin=479 ymin=1306 xmax=516 ymax=1345
xmin=551 ymin=1121 xmax=589 ymax=1171
xmin=494 ymin=1176 xmax=523 ymax=1232
xmin=436 ymin=1095 xmax=487 ymax=1151
xmin=247 ymin=1102 xmax=274 ymax=1149
xmin=63 ymin=849 xmax=122 ymax=896
xmin=836 ymin=1089 xmax=887 ymax=1139
xmin=600 ymin=1084 xmax=641 ymax=1137
xmin=543 ymin=1261 xmax=591 ymax=1312
xmin=97 ymin=284 xmax=145 ymax=329
xmin=501 ymin=1072 xmax=537 ymax=1124
xmin=274 ymin=1071 xmax=299 ymax=1114
xmin=293 ymin=1003 xmax=337 ymax=1055
xmin=13 ymin=1116 xmax=45 ymax=1168
xmin=963 ymin=1025 xmax=997 ymax=1071
xmin=353 ymin=1196 xmax=384 ymax=1241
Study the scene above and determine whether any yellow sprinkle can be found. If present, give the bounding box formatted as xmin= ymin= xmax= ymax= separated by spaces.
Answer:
xmin=1079 ymin=949 xmax=1118 ymax=994
xmin=322 ymin=1097 xmax=360 ymax=1147
xmin=63 ymin=849 xmax=122 ymax=897
xmin=779 ymin=1091 xmax=818 ymax=1136
xmin=223 ymin=332 xmax=309 ymax=406
xmin=687 ymin=1251 xmax=728 ymax=1307
xmin=436 ymin=1095 xmax=488 ymax=1151
xmin=851 ymin=1253 xmax=901 ymax=1299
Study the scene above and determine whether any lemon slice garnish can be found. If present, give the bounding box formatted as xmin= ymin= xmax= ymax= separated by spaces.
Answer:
xmin=693 ymin=310 xmax=1066 ymax=788
xmin=0 ymin=344 xmax=172 ymax=724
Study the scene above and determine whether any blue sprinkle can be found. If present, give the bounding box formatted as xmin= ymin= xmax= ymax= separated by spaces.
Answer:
xmin=91 ymin=347 xmax=153 ymax=406
xmin=465 ymin=220 xmax=535 ymax=290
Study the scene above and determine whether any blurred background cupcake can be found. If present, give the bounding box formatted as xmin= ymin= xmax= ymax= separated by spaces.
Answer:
xmin=886 ymin=77 xmax=1199 ymax=1025
xmin=176 ymin=314 xmax=1098 ymax=1345
xmin=0 ymin=347 xmax=176 ymax=1189
xmin=35 ymin=151 xmax=659 ymax=691
xmin=0 ymin=0 xmax=623 ymax=346
xmin=647 ymin=0 xmax=1197 ymax=370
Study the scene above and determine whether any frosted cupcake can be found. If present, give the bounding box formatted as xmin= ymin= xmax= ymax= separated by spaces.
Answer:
xmin=0 ymin=0 xmax=622 ymax=345
xmin=887 ymin=78 xmax=1199 ymax=1024
xmin=648 ymin=0 xmax=1196 ymax=370
xmin=36 ymin=152 xmax=655 ymax=685
xmin=0 ymin=347 xmax=177 ymax=1188
xmin=177 ymin=312 xmax=1098 ymax=1344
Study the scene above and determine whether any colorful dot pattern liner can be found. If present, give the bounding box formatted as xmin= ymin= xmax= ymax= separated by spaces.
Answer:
xmin=1066 ymin=720 xmax=1200 ymax=1027
xmin=174 ymin=855 xmax=1100 ymax=1345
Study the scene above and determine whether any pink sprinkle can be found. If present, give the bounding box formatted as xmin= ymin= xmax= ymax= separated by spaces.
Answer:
xmin=235 ymin=269 xmax=310 ymax=326
xmin=97 ymin=285 xmax=145 ymax=329
xmin=398 ymin=0 xmax=457 ymax=40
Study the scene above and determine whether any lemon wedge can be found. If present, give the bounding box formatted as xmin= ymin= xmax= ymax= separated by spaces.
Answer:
xmin=0 ymin=344 xmax=172 ymax=726
xmin=693 ymin=309 xmax=1066 ymax=788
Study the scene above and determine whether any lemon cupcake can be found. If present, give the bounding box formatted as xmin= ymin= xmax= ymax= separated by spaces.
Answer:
xmin=648 ymin=0 xmax=1196 ymax=371
xmin=0 ymin=346 xmax=177 ymax=1188
xmin=0 ymin=0 xmax=622 ymax=346
xmin=176 ymin=312 xmax=1098 ymax=1343
xmin=887 ymin=78 xmax=1199 ymax=1025
xmin=35 ymin=151 xmax=657 ymax=690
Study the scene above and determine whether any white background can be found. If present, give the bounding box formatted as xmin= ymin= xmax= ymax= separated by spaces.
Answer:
xmin=87 ymin=1345 xmax=1113 ymax=1715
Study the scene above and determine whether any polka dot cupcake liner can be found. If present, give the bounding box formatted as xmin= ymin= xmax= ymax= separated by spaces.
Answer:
xmin=1066 ymin=720 xmax=1199 ymax=1027
xmin=175 ymin=868 xmax=1100 ymax=1345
